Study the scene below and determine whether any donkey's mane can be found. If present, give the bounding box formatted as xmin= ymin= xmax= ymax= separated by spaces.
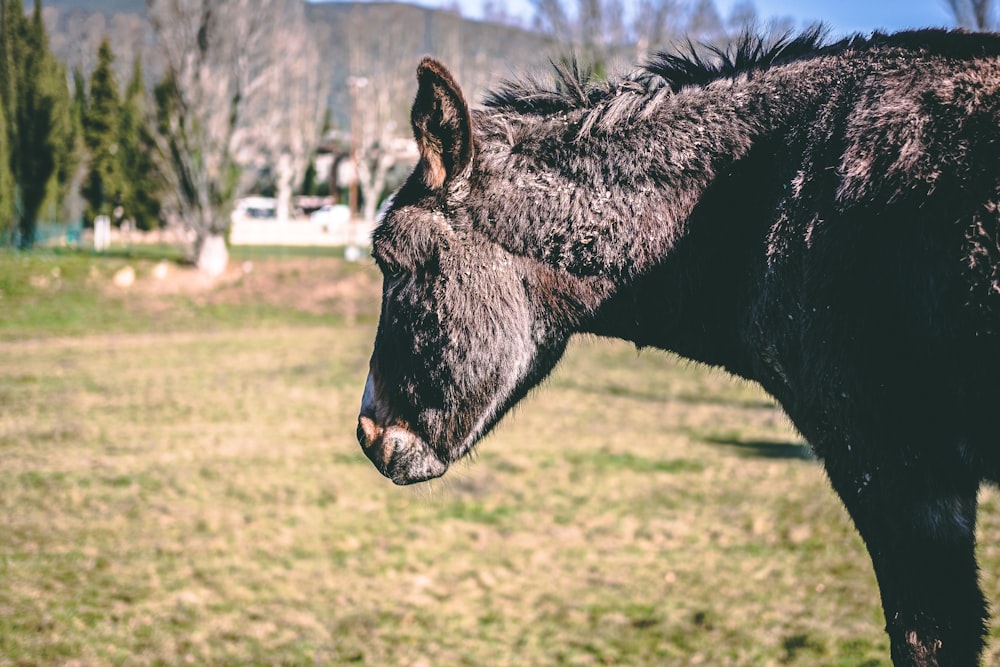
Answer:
xmin=481 ymin=25 xmax=1000 ymax=121
xmin=644 ymin=25 xmax=831 ymax=93
xmin=481 ymin=26 xmax=832 ymax=116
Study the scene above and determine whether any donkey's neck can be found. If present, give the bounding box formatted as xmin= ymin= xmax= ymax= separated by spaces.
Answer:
xmin=469 ymin=59 xmax=845 ymax=368
xmin=472 ymin=60 xmax=836 ymax=285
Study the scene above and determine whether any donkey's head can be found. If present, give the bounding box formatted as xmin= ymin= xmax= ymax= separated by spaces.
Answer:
xmin=356 ymin=58 xmax=584 ymax=485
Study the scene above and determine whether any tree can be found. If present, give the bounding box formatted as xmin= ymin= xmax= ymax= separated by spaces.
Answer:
xmin=687 ymin=0 xmax=726 ymax=44
xmin=36 ymin=55 xmax=76 ymax=230
xmin=147 ymin=0 xmax=328 ymax=275
xmin=233 ymin=0 xmax=328 ymax=222
xmin=0 ymin=102 xmax=13 ymax=243
xmin=118 ymin=57 xmax=160 ymax=230
xmin=482 ymin=1 xmax=525 ymax=26
xmin=82 ymin=38 xmax=122 ymax=223
xmin=60 ymin=65 xmax=89 ymax=227
xmin=531 ymin=0 xmax=632 ymax=73
xmin=524 ymin=0 xmax=811 ymax=106
xmin=14 ymin=0 xmax=70 ymax=247
xmin=946 ymin=0 xmax=998 ymax=29
xmin=338 ymin=4 xmax=426 ymax=229
xmin=633 ymin=0 xmax=685 ymax=60
xmin=300 ymin=161 xmax=319 ymax=197
xmin=530 ymin=0 xmax=744 ymax=70
xmin=0 ymin=0 xmax=18 ymax=241
xmin=0 ymin=0 xmax=75 ymax=247
xmin=0 ymin=0 xmax=21 ymax=151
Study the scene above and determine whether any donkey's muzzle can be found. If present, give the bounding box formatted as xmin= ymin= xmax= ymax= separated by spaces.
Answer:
xmin=356 ymin=417 xmax=448 ymax=484
xmin=357 ymin=374 xmax=448 ymax=485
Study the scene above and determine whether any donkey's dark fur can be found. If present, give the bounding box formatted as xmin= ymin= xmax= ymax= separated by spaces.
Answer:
xmin=357 ymin=28 xmax=1000 ymax=666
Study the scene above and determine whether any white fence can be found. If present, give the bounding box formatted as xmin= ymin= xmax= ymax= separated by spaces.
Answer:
xmin=229 ymin=216 xmax=374 ymax=247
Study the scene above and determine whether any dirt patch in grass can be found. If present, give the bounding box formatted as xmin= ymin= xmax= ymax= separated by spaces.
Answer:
xmin=0 ymin=250 xmax=383 ymax=338
xmin=206 ymin=259 xmax=381 ymax=320
xmin=115 ymin=256 xmax=383 ymax=320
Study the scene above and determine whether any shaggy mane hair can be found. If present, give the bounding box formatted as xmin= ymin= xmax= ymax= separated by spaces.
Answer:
xmin=481 ymin=26 xmax=832 ymax=116
xmin=480 ymin=26 xmax=1000 ymax=120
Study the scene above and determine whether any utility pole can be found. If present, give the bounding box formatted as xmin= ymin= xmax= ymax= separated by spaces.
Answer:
xmin=346 ymin=75 xmax=368 ymax=221
xmin=346 ymin=75 xmax=368 ymax=261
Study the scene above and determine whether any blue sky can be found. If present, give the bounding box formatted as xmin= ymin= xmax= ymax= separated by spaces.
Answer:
xmin=719 ymin=0 xmax=954 ymax=35
xmin=422 ymin=0 xmax=957 ymax=37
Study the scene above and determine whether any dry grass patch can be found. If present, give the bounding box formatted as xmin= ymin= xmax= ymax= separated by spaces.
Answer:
xmin=3 ymin=254 xmax=1000 ymax=665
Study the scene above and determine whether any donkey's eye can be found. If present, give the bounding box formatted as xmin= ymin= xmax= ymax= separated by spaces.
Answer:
xmin=380 ymin=263 xmax=405 ymax=281
xmin=373 ymin=255 xmax=399 ymax=278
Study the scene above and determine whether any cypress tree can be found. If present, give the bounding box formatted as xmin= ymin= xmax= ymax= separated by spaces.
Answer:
xmin=0 ymin=0 xmax=74 ymax=247
xmin=72 ymin=66 xmax=86 ymax=120
xmin=14 ymin=0 xmax=60 ymax=247
xmin=0 ymin=0 xmax=22 ymax=135
xmin=300 ymin=162 xmax=318 ymax=196
xmin=0 ymin=0 xmax=23 ymax=244
xmin=0 ymin=103 xmax=13 ymax=242
xmin=118 ymin=57 xmax=160 ymax=230
xmin=82 ymin=37 xmax=123 ymax=223
xmin=39 ymin=56 xmax=75 ymax=226
xmin=62 ymin=66 xmax=88 ymax=225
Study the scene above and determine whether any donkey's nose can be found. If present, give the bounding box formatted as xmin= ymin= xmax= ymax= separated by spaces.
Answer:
xmin=357 ymin=373 xmax=392 ymax=470
xmin=357 ymin=414 xmax=382 ymax=447
xmin=357 ymin=415 xmax=393 ymax=471
xmin=357 ymin=418 xmax=448 ymax=484
xmin=356 ymin=373 xmax=448 ymax=484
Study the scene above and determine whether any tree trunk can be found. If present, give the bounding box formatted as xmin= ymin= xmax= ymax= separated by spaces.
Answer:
xmin=195 ymin=232 xmax=228 ymax=277
xmin=275 ymin=153 xmax=293 ymax=222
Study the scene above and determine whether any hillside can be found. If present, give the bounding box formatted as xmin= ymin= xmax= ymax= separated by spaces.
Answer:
xmin=33 ymin=0 xmax=556 ymax=119
xmin=307 ymin=1 xmax=557 ymax=127
xmin=36 ymin=0 xmax=157 ymax=83
xmin=32 ymin=0 xmax=144 ymax=14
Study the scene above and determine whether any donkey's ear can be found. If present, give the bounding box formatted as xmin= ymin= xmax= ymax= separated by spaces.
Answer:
xmin=411 ymin=57 xmax=473 ymax=190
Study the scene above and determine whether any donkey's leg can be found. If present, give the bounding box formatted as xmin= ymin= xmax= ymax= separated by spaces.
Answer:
xmin=824 ymin=458 xmax=985 ymax=667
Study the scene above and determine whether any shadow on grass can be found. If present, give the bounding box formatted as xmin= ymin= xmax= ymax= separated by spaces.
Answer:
xmin=550 ymin=377 xmax=776 ymax=409
xmin=703 ymin=436 xmax=815 ymax=460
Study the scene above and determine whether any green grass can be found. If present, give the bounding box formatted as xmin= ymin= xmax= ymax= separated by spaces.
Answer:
xmin=229 ymin=244 xmax=370 ymax=261
xmin=0 ymin=247 xmax=375 ymax=340
xmin=3 ymin=249 xmax=1000 ymax=665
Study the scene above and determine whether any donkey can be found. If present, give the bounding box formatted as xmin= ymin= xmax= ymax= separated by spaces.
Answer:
xmin=356 ymin=28 xmax=1000 ymax=666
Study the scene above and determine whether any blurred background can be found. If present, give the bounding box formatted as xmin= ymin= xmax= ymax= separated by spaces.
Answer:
xmin=3 ymin=1 xmax=1000 ymax=665
xmin=0 ymin=0 xmax=984 ymax=269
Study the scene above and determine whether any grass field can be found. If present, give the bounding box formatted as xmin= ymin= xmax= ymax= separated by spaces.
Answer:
xmin=3 ymin=248 xmax=1000 ymax=666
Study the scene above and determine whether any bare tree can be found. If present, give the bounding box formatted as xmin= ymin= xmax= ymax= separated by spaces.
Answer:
xmin=42 ymin=8 xmax=162 ymax=99
xmin=946 ymin=0 xmax=998 ymax=29
xmin=634 ymin=0 xmax=685 ymax=60
xmin=147 ymin=0 xmax=325 ymax=274
xmin=340 ymin=5 xmax=423 ymax=228
xmin=531 ymin=0 xmax=572 ymax=36
xmin=482 ymin=0 xmax=526 ymax=27
xmin=318 ymin=2 xmax=555 ymax=235
xmin=532 ymin=0 xmax=634 ymax=70
xmin=352 ymin=76 xmax=401 ymax=229
xmin=722 ymin=2 xmax=796 ymax=47
xmin=233 ymin=3 xmax=329 ymax=222
xmin=686 ymin=0 xmax=726 ymax=43
xmin=532 ymin=0 xmax=749 ymax=68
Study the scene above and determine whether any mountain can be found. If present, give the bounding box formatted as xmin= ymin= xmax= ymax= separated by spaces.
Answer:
xmin=306 ymin=1 xmax=557 ymax=128
xmin=35 ymin=0 xmax=156 ymax=84
xmin=33 ymin=0 xmax=557 ymax=118
xmin=32 ymin=0 xmax=144 ymax=14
